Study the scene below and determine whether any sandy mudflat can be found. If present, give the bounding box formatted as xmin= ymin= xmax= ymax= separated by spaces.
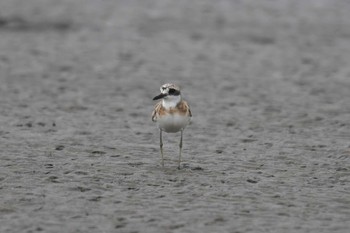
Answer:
xmin=0 ymin=0 xmax=350 ymax=232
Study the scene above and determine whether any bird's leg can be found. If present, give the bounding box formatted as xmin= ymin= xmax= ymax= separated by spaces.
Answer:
xmin=178 ymin=130 xmax=183 ymax=169
xmin=160 ymin=130 xmax=164 ymax=167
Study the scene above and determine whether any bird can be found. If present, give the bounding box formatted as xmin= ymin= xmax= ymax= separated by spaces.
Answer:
xmin=152 ymin=83 xmax=192 ymax=168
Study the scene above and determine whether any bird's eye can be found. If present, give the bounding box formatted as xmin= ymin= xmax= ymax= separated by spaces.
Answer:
xmin=162 ymin=87 xmax=166 ymax=90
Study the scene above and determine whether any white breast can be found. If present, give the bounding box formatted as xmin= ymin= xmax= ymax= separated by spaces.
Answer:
xmin=157 ymin=114 xmax=191 ymax=133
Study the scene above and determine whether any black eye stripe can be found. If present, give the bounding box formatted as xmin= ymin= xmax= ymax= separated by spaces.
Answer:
xmin=168 ymin=88 xmax=180 ymax=95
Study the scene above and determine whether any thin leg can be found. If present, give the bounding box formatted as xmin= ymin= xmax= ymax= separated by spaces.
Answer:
xmin=160 ymin=130 xmax=164 ymax=167
xmin=178 ymin=130 xmax=183 ymax=169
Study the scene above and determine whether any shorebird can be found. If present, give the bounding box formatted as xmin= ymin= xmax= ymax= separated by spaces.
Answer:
xmin=152 ymin=83 xmax=192 ymax=168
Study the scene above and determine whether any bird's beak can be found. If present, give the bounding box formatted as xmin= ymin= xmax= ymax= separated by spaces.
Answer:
xmin=153 ymin=93 xmax=167 ymax=100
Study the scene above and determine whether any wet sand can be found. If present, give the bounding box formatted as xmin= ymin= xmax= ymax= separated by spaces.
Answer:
xmin=1 ymin=0 xmax=350 ymax=232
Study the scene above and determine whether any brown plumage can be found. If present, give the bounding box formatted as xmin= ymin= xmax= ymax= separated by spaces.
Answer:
xmin=152 ymin=100 xmax=192 ymax=122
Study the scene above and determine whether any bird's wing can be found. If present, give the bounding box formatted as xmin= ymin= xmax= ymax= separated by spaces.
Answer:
xmin=152 ymin=101 xmax=162 ymax=122
xmin=178 ymin=100 xmax=192 ymax=117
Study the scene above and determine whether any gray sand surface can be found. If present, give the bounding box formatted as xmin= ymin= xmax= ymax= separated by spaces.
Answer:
xmin=1 ymin=0 xmax=350 ymax=232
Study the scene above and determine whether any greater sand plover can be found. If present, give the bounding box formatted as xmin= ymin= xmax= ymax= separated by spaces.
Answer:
xmin=152 ymin=83 xmax=192 ymax=168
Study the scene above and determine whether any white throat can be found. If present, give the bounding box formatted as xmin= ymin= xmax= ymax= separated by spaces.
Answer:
xmin=162 ymin=95 xmax=181 ymax=109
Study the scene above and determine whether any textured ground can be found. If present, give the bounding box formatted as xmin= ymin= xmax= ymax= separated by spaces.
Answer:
xmin=1 ymin=0 xmax=350 ymax=232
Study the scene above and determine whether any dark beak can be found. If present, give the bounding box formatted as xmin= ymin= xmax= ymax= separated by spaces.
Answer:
xmin=153 ymin=93 xmax=167 ymax=100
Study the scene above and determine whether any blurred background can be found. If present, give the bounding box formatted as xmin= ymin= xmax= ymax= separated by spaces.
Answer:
xmin=1 ymin=0 xmax=350 ymax=232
